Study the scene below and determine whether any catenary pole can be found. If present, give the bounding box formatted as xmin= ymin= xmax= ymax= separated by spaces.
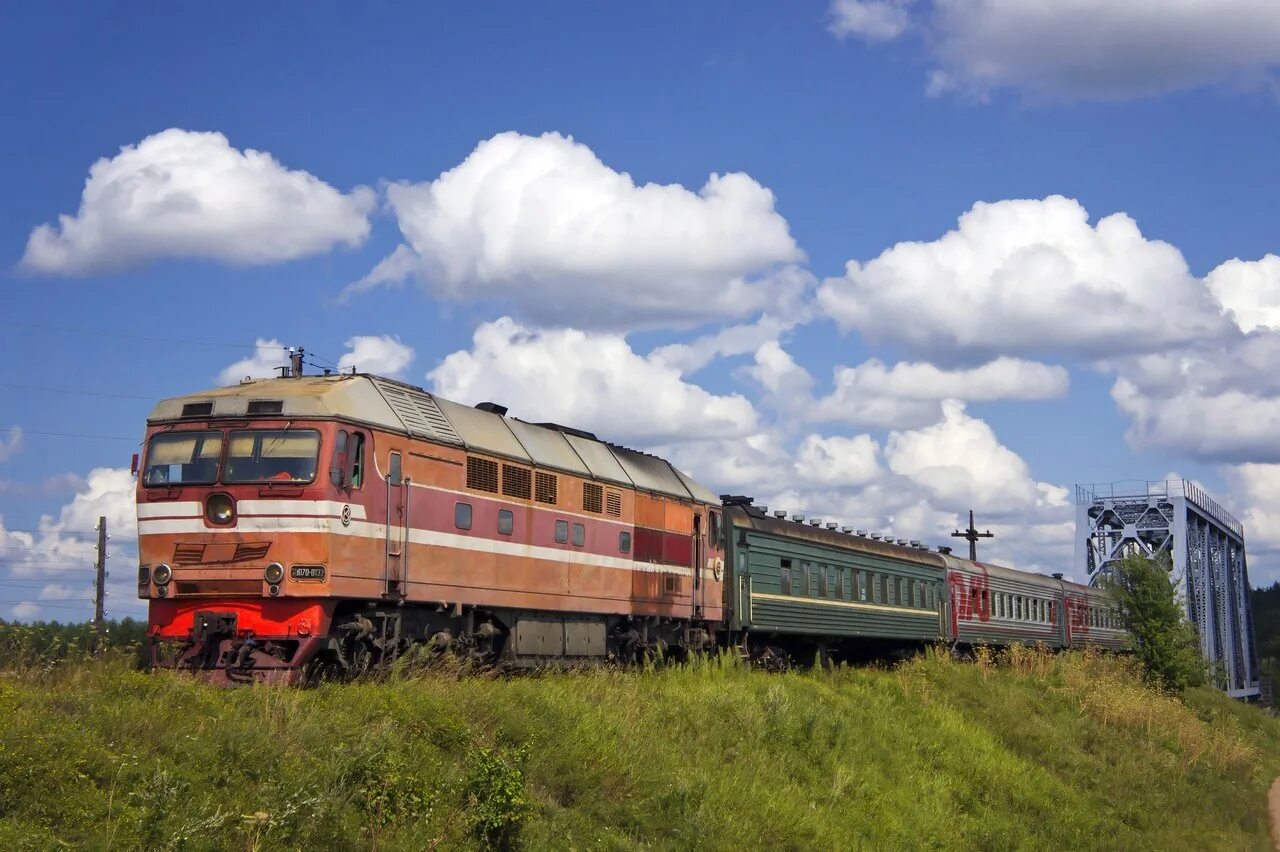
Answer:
xmin=93 ymin=515 xmax=106 ymax=656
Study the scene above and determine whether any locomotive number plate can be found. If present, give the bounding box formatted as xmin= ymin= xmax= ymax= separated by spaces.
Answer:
xmin=290 ymin=566 xmax=326 ymax=581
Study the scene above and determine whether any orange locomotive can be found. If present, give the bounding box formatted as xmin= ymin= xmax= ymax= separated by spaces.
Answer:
xmin=136 ymin=366 xmax=726 ymax=683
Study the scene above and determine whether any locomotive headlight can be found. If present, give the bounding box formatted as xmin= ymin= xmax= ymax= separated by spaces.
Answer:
xmin=264 ymin=562 xmax=285 ymax=584
xmin=153 ymin=563 xmax=173 ymax=586
xmin=206 ymin=494 xmax=235 ymax=525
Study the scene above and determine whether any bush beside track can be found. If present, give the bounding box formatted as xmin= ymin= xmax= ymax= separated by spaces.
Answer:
xmin=1 ymin=635 xmax=1278 ymax=849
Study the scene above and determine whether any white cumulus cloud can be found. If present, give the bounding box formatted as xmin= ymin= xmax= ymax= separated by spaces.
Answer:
xmin=353 ymin=131 xmax=804 ymax=329
xmin=1207 ymin=254 xmax=1280 ymax=334
xmin=0 ymin=427 xmax=22 ymax=463
xmin=813 ymin=357 xmax=1068 ymax=429
xmin=885 ymin=400 xmax=1068 ymax=514
xmin=817 ymin=195 xmax=1230 ymax=361
xmin=337 ymin=335 xmax=414 ymax=377
xmin=428 ymin=318 xmax=759 ymax=444
xmin=22 ymin=128 xmax=375 ymax=274
xmin=828 ymin=0 xmax=913 ymax=41
xmin=926 ymin=0 xmax=1280 ymax=100
xmin=217 ymin=339 xmax=288 ymax=385
xmin=826 ymin=0 xmax=1280 ymax=101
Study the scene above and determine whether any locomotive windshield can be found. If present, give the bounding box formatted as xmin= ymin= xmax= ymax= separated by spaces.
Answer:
xmin=142 ymin=431 xmax=223 ymax=485
xmin=223 ymin=429 xmax=321 ymax=484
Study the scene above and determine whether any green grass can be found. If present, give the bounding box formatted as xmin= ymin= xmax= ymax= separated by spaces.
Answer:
xmin=0 ymin=646 xmax=1277 ymax=850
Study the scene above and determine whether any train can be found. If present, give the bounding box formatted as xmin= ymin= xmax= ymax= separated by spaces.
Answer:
xmin=134 ymin=365 xmax=1126 ymax=683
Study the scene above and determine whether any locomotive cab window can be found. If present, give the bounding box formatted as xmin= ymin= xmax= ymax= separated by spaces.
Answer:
xmin=455 ymin=502 xmax=473 ymax=531
xmin=224 ymin=429 xmax=321 ymax=484
xmin=143 ymin=431 xmax=222 ymax=486
xmin=330 ymin=430 xmax=366 ymax=489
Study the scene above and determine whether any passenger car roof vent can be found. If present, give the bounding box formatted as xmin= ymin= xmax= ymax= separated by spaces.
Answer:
xmin=180 ymin=401 xmax=213 ymax=418
xmin=475 ymin=401 xmax=508 ymax=416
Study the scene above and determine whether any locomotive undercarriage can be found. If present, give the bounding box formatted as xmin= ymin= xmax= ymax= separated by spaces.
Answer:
xmin=149 ymin=599 xmax=720 ymax=685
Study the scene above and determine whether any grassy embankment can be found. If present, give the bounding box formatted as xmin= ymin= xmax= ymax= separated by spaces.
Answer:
xmin=1 ymin=637 xmax=1278 ymax=850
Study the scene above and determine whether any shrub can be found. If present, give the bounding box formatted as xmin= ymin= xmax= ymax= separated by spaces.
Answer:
xmin=464 ymin=745 xmax=529 ymax=850
xmin=1104 ymin=553 xmax=1207 ymax=691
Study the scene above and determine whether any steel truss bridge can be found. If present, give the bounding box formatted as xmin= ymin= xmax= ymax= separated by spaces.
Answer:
xmin=1075 ymin=480 xmax=1260 ymax=699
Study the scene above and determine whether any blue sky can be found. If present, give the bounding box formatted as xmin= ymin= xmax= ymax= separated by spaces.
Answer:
xmin=3 ymin=1 xmax=1280 ymax=619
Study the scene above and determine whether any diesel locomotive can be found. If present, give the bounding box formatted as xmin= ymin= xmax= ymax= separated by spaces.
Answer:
xmin=135 ymin=367 xmax=1125 ymax=683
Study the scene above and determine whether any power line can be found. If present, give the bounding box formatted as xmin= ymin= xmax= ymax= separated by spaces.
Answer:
xmin=0 ymin=427 xmax=135 ymax=442
xmin=0 ymin=320 xmax=267 ymax=352
xmin=0 ymin=382 xmax=155 ymax=401
xmin=0 ymin=601 xmax=91 ymax=610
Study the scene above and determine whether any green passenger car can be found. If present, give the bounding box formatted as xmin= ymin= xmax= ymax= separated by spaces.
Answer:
xmin=722 ymin=501 xmax=947 ymax=651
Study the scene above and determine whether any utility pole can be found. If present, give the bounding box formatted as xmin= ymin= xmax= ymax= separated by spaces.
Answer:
xmin=952 ymin=509 xmax=994 ymax=561
xmin=93 ymin=515 xmax=107 ymax=657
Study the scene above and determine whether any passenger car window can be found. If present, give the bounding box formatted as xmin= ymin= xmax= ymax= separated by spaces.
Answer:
xmin=454 ymin=502 xmax=472 ymax=530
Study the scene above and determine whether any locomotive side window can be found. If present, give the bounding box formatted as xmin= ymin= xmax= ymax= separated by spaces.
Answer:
xmin=330 ymin=431 xmax=349 ymax=487
xmin=497 ymin=509 xmax=513 ymax=536
xmin=708 ymin=510 xmax=721 ymax=545
xmin=224 ymin=430 xmax=320 ymax=484
xmin=572 ymin=523 xmax=586 ymax=547
xmin=780 ymin=558 xmax=792 ymax=594
xmin=348 ymin=433 xmax=365 ymax=487
xmin=619 ymin=531 xmax=632 ymax=554
xmin=143 ymin=431 xmax=222 ymax=485
xmin=554 ymin=519 xmax=569 ymax=544
xmin=454 ymin=502 xmax=473 ymax=530
xmin=817 ymin=567 xmax=828 ymax=598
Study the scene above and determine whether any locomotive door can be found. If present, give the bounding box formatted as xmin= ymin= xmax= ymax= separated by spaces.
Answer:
xmin=692 ymin=513 xmax=703 ymax=618
xmin=384 ymin=451 xmax=407 ymax=597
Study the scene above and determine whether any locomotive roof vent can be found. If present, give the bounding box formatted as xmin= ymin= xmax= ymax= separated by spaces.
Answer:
xmin=758 ymin=505 xmax=768 ymax=514
xmin=475 ymin=401 xmax=509 ymax=416
xmin=247 ymin=400 xmax=284 ymax=415
xmin=809 ymin=518 xmax=822 ymax=526
xmin=773 ymin=510 xmax=787 ymax=519
xmin=180 ymin=401 xmax=213 ymax=417
xmin=826 ymin=522 xmax=838 ymax=530
xmin=896 ymin=539 xmax=908 ymax=546
xmin=841 ymin=525 xmax=853 ymax=533
xmin=910 ymin=540 xmax=921 ymax=548
xmin=938 ymin=545 xmax=953 ymax=554
xmin=870 ymin=533 xmax=882 ymax=540
xmin=856 ymin=530 xmax=867 ymax=537
xmin=791 ymin=513 xmax=805 ymax=522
